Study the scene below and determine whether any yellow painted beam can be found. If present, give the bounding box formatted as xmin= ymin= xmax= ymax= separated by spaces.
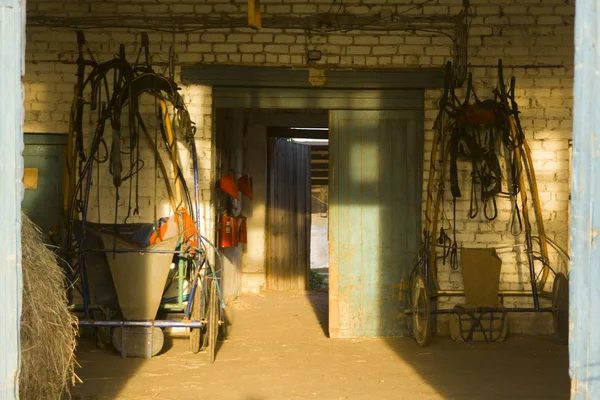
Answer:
xmin=248 ymin=0 xmax=261 ymax=29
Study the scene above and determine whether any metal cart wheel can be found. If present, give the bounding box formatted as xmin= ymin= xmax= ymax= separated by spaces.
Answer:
xmin=189 ymin=281 xmax=203 ymax=354
xmin=552 ymin=272 xmax=569 ymax=345
xmin=219 ymin=311 xmax=228 ymax=341
xmin=412 ymin=274 xmax=434 ymax=347
xmin=207 ymin=278 xmax=220 ymax=363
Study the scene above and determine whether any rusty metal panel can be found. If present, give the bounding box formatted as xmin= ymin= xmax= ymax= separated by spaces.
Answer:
xmin=329 ymin=110 xmax=423 ymax=338
xmin=267 ymin=138 xmax=311 ymax=290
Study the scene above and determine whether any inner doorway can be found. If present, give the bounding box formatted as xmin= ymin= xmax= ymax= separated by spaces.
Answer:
xmin=267 ymin=126 xmax=330 ymax=292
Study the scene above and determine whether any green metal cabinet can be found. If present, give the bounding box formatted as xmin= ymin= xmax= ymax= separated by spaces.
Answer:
xmin=22 ymin=134 xmax=67 ymax=240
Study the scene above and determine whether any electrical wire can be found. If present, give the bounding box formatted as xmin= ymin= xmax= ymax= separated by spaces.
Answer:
xmin=28 ymin=13 xmax=462 ymax=35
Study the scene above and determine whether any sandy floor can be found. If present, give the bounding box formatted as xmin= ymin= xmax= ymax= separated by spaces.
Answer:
xmin=71 ymin=292 xmax=570 ymax=400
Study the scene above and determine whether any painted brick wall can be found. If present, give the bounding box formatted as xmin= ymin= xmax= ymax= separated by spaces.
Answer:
xmin=24 ymin=0 xmax=574 ymax=333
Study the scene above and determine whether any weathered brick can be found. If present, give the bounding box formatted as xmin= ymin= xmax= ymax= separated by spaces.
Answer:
xmin=214 ymin=4 xmax=239 ymax=13
xmin=202 ymin=33 xmax=226 ymax=43
xmin=214 ymin=44 xmax=237 ymax=53
xmin=228 ymin=33 xmax=253 ymax=43
xmin=352 ymin=56 xmax=366 ymax=65
xmin=293 ymin=4 xmax=318 ymax=13
xmin=347 ymin=46 xmax=370 ymax=55
xmin=264 ymin=44 xmax=289 ymax=54
xmin=239 ymin=43 xmax=263 ymax=53
xmin=538 ymin=16 xmax=565 ymax=25
xmin=253 ymin=34 xmax=274 ymax=43
xmin=372 ymin=45 xmax=396 ymax=56
xmin=195 ymin=5 xmax=213 ymax=13
xmin=329 ymin=35 xmax=353 ymax=45
xmin=274 ymin=35 xmax=296 ymax=44
xmin=405 ymin=36 xmax=431 ymax=45
xmin=143 ymin=4 xmax=168 ymax=13
xmin=477 ymin=5 xmax=501 ymax=15
xmin=354 ymin=36 xmax=379 ymax=45
xmin=290 ymin=55 xmax=304 ymax=64
xmin=188 ymin=43 xmax=212 ymax=52
xmin=170 ymin=4 xmax=194 ymax=13
xmin=266 ymin=5 xmax=291 ymax=13
xmin=289 ymin=45 xmax=305 ymax=54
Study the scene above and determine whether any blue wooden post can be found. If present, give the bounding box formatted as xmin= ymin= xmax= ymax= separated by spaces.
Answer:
xmin=0 ymin=0 xmax=25 ymax=398
xmin=571 ymin=1 xmax=600 ymax=398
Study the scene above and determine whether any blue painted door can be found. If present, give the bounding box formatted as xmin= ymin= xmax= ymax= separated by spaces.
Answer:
xmin=329 ymin=110 xmax=423 ymax=337
xmin=571 ymin=0 xmax=600 ymax=397
xmin=22 ymin=135 xmax=66 ymax=241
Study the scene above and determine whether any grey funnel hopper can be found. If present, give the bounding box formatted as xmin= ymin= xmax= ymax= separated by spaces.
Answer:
xmin=100 ymin=234 xmax=179 ymax=320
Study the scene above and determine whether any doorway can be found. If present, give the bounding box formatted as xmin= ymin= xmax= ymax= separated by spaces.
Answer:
xmin=266 ymin=126 xmax=331 ymax=292
xmin=193 ymin=68 xmax=434 ymax=337
xmin=265 ymin=137 xmax=311 ymax=291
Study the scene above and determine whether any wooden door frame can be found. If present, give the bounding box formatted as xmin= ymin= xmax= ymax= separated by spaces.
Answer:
xmin=186 ymin=65 xmax=437 ymax=335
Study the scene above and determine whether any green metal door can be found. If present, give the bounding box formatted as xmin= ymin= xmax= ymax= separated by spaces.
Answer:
xmin=329 ymin=110 xmax=423 ymax=338
xmin=22 ymin=134 xmax=67 ymax=241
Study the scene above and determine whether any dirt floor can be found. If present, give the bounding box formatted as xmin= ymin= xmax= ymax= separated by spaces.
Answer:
xmin=71 ymin=292 xmax=570 ymax=400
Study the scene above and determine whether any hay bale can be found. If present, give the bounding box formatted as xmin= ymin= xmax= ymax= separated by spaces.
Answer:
xmin=20 ymin=214 xmax=78 ymax=399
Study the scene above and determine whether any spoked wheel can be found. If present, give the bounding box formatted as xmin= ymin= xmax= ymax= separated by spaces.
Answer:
xmin=412 ymin=274 xmax=434 ymax=347
xmin=207 ymin=278 xmax=220 ymax=363
xmin=552 ymin=272 xmax=569 ymax=345
xmin=189 ymin=279 xmax=202 ymax=354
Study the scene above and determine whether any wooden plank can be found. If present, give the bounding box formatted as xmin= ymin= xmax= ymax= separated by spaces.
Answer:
xmin=182 ymin=65 xmax=446 ymax=89
xmin=304 ymin=145 xmax=311 ymax=289
xmin=0 ymin=1 xmax=24 ymax=398
xmin=282 ymin=140 xmax=291 ymax=289
xmin=294 ymin=144 xmax=302 ymax=289
xmin=277 ymin=140 xmax=287 ymax=289
xmin=284 ymin=140 xmax=293 ymax=289
xmin=266 ymin=139 xmax=275 ymax=289
xmin=266 ymin=138 xmax=311 ymax=290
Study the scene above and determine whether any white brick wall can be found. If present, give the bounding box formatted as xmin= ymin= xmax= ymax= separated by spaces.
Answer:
xmin=24 ymin=0 xmax=574 ymax=333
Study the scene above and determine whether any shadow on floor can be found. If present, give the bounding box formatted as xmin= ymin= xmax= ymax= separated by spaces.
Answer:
xmin=306 ymin=290 xmax=329 ymax=337
xmin=72 ymin=292 xmax=570 ymax=400
xmin=304 ymin=291 xmax=570 ymax=400
xmin=70 ymin=329 xmax=147 ymax=400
